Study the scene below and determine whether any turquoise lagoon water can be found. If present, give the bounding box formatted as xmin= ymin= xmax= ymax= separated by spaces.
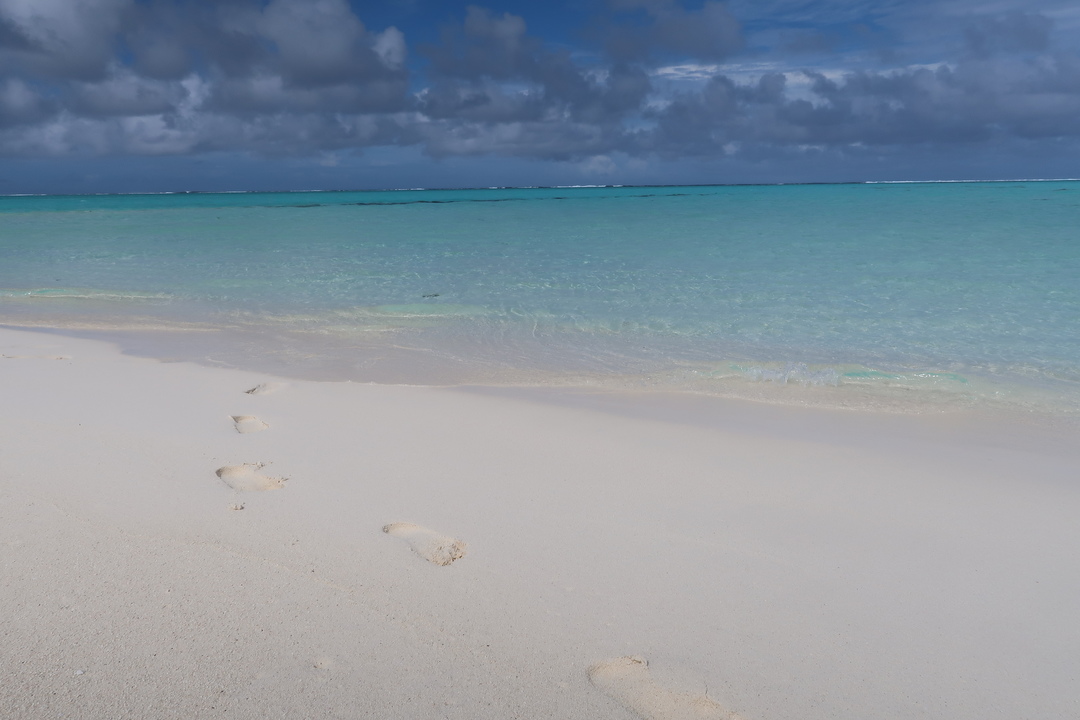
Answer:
xmin=2 ymin=182 xmax=1079 ymax=414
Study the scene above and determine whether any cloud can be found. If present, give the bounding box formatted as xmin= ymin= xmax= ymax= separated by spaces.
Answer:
xmin=640 ymin=36 xmax=1080 ymax=158
xmin=69 ymin=71 xmax=184 ymax=118
xmin=0 ymin=1 xmax=1078 ymax=179
xmin=0 ymin=0 xmax=412 ymax=152
xmin=602 ymin=0 xmax=744 ymax=62
xmin=416 ymin=6 xmax=650 ymax=154
xmin=0 ymin=0 xmax=130 ymax=81
xmin=258 ymin=0 xmax=399 ymax=86
xmin=580 ymin=154 xmax=618 ymax=175
xmin=965 ymin=11 xmax=1053 ymax=56
xmin=374 ymin=26 xmax=407 ymax=69
xmin=782 ymin=29 xmax=842 ymax=55
xmin=425 ymin=5 xmax=534 ymax=80
xmin=0 ymin=77 xmax=55 ymax=129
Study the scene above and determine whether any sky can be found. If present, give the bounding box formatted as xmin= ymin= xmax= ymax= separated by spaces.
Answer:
xmin=1 ymin=0 xmax=1079 ymax=192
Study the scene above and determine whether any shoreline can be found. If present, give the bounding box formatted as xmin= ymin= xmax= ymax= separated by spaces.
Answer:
xmin=4 ymin=320 xmax=1078 ymax=426
xmin=3 ymin=325 xmax=1079 ymax=719
xmin=4 ymin=180 xmax=1079 ymax=425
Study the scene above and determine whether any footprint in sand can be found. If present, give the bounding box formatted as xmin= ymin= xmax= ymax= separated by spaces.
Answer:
xmin=231 ymin=415 xmax=269 ymax=434
xmin=244 ymin=382 xmax=283 ymax=395
xmin=382 ymin=522 xmax=467 ymax=566
xmin=215 ymin=463 xmax=286 ymax=491
xmin=588 ymin=656 xmax=742 ymax=720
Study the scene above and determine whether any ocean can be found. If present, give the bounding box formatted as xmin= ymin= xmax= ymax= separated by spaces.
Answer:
xmin=2 ymin=181 xmax=1079 ymax=417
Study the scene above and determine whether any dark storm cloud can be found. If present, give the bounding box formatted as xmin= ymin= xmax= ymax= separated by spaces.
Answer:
xmin=0 ymin=1 xmax=1079 ymax=173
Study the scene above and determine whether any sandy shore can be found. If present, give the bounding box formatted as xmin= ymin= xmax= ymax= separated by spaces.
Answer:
xmin=2 ymin=326 xmax=1078 ymax=719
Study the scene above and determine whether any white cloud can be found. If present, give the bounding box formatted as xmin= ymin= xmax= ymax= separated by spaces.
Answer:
xmin=120 ymin=114 xmax=196 ymax=155
xmin=652 ymin=64 xmax=722 ymax=80
xmin=374 ymin=27 xmax=406 ymax=69
xmin=581 ymin=154 xmax=617 ymax=175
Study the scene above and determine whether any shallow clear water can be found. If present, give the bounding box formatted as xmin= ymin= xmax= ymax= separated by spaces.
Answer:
xmin=2 ymin=182 xmax=1079 ymax=414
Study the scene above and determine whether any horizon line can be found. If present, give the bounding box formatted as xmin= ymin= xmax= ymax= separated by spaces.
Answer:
xmin=3 ymin=177 xmax=1079 ymax=198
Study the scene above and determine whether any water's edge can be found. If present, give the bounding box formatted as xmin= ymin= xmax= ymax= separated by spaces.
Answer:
xmin=7 ymin=321 xmax=1078 ymax=438
xmin=4 ymin=182 xmax=1078 ymax=423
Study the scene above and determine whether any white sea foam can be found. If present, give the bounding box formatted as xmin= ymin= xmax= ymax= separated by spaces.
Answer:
xmin=864 ymin=178 xmax=1080 ymax=184
xmin=0 ymin=288 xmax=173 ymax=301
xmin=741 ymin=362 xmax=841 ymax=386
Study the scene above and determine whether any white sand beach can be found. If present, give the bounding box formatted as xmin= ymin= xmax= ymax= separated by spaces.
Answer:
xmin=2 ymin=325 xmax=1079 ymax=719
